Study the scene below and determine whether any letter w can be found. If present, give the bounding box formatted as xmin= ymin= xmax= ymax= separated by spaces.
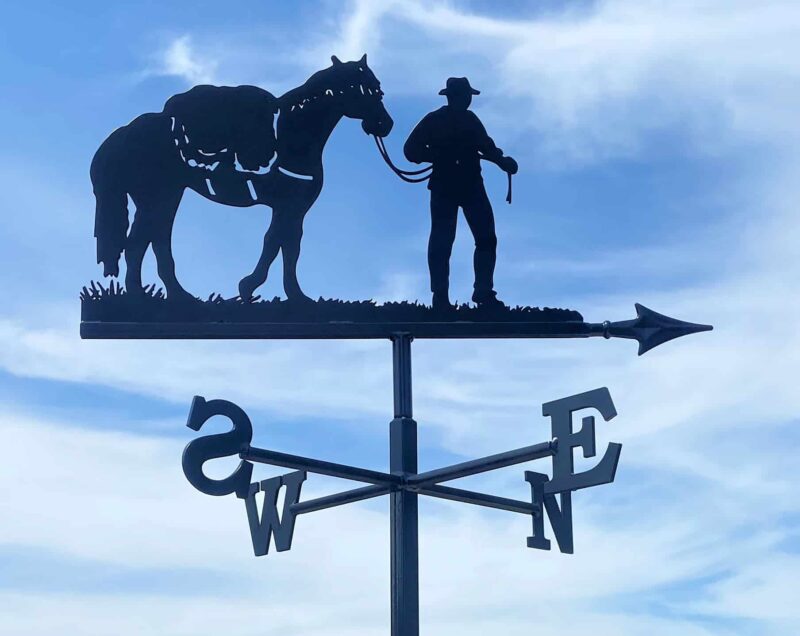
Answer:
xmin=243 ymin=471 xmax=307 ymax=556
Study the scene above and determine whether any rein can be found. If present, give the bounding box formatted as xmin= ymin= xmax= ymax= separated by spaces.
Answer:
xmin=373 ymin=135 xmax=513 ymax=203
xmin=373 ymin=136 xmax=432 ymax=183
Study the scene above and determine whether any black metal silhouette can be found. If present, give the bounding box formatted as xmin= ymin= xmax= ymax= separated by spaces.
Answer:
xmin=80 ymin=294 xmax=711 ymax=355
xmin=82 ymin=60 xmax=712 ymax=352
xmin=403 ymin=77 xmax=518 ymax=310
xmin=182 ymin=337 xmax=622 ymax=633
xmin=80 ymin=280 xmax=588 ymax=329
xmin=79 ymin=53 xmax=715 ymax=636
xmin=90 ymin=54 xmax=392 ymax=304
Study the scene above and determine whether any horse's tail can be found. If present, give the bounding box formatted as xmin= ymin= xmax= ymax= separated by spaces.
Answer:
xmin=90 ymin=127 xmax=131 ymax=278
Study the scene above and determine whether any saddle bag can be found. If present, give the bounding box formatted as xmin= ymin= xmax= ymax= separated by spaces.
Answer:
xmin=163 ymin=85 xmax=278 ymax=171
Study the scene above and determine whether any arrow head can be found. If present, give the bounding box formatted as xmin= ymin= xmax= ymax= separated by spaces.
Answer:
xmin=606 ymin=304 xmax=713 ymax=355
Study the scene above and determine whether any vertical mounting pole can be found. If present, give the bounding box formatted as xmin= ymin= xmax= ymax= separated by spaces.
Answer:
xmin=390 ymin=333 xmax=419 ymax=636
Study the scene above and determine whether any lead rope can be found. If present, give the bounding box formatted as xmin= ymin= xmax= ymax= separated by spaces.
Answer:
xmin=374 ymin=135 xmax=513 ymax=203
xmin=373 ymin=135 xmax=432 ymax=183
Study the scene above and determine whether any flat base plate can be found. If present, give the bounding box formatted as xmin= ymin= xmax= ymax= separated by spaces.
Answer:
xmin=80 ymin=319 xmax=597 ymax=339
xmin=80 ymin=288 xmax=588 ymax=339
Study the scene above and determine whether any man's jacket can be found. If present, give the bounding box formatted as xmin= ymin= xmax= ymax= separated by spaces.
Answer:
xmin=404 ymin=106 xmax=503 ymax=193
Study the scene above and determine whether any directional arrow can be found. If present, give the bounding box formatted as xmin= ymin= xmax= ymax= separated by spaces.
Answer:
xmin=591 ymin=303 xmax=713 ymax=355
xmin=80 ymin=303 xmax=713 ymax=353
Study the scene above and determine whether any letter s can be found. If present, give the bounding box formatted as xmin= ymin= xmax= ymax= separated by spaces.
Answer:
xmin=182 ymin=396 xmax=254 ymax=498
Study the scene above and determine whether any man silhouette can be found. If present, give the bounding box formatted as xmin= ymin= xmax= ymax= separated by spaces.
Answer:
xmin=404 ymin=77 xmax=517 ymax=310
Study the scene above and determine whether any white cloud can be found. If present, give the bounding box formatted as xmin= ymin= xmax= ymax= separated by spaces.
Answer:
xmin=140 ymin=2 xmax=800 ymax=163
xmin=372 ymin=271 xmax=428 ymax=303
xmin=0 ymin=318 xmax=393 ymax=422
xmin=153 ymin=35 xmax=218 ymax=85
xmin=326 ymin=0 xmax=393 ymax=62
xmin=318 ymin=0 xmax=800 ymax=164
xmin=2 ymin=410 xmax=798 ymax=634
xmin=1 ymin=152 xmax=799 ymax=630
xmin=0 ymin=591 xmax=749 ymax=636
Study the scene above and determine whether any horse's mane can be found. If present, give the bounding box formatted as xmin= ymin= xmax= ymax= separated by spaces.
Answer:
xmin=278 ymin=65 xmax=343 ymax=109
xmin=278 ymin=62 xmax=379 ymax=111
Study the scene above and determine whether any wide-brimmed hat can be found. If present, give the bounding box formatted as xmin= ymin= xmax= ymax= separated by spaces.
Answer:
xmin=438 ymin=77 xmax=480 ymax=96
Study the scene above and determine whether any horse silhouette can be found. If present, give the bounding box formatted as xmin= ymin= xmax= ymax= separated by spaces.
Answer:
xmin=90 ymin=54 xmax=393 ymax=303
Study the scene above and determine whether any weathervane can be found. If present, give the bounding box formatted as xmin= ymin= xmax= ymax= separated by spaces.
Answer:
xmin=80 ymin=54 xmax=712 ymax=636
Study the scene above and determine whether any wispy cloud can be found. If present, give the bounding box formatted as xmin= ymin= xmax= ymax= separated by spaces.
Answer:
xmin=2 ymin=123 xmax=797 ymax=634
xmin=150 ymin=35 xmax=218 ymax=85
xmin=137 ymin=2 xmax=800 ymax=164
xmin=2 ymin=409 xmax=797 ymax=634
xmin=317 ymin=0 xmax=800 ymax=164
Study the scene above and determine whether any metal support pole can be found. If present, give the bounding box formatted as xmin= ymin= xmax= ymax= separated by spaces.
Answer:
xmin=390 ymin=333 xmax=419 ymax=636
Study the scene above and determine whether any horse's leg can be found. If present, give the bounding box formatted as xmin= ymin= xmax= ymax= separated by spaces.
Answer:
xmin=124 ymin=213 xmax=150 ymax=296
xmin=239 ymin=207 xmax=284 ymax=300
xmin=281 ymin=212 xmax=311 ymax=303
xmin=150 ymin=188 xmax=193 ymax=302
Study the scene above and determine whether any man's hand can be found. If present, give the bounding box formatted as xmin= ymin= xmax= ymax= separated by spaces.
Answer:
xmin=500 ymin=156 xmax=518 ymax=175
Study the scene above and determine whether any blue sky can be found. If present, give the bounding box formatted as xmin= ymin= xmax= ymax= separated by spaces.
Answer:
xmin=1 ymin=1 xmax=799 ymax=634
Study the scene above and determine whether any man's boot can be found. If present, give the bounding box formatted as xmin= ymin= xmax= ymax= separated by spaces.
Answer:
xmin=472 ymin=289 xmax=505 ymax=309
xmin=432 ymin=292 xmax=454 ymax=312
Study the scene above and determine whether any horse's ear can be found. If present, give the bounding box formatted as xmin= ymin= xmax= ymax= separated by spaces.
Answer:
xmin=359 ymin=53 xmax=367 ymax=65
xmin=331 ymin=55 xmax=342 ymax=66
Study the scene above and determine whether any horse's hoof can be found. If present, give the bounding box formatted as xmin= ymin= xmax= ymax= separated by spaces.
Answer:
xmin=239 ymin=276 xmax=258 ymax=301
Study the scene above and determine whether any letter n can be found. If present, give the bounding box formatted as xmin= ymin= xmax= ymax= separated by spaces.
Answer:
xmin=525 ymin=470 xmax=573 ymax=554
xmin=243 ymin=471 xmax=307 ymax=556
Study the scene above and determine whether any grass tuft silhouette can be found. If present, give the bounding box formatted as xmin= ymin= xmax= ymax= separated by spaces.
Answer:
xmin=81 ymin=281 xmax=583 ymax=323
